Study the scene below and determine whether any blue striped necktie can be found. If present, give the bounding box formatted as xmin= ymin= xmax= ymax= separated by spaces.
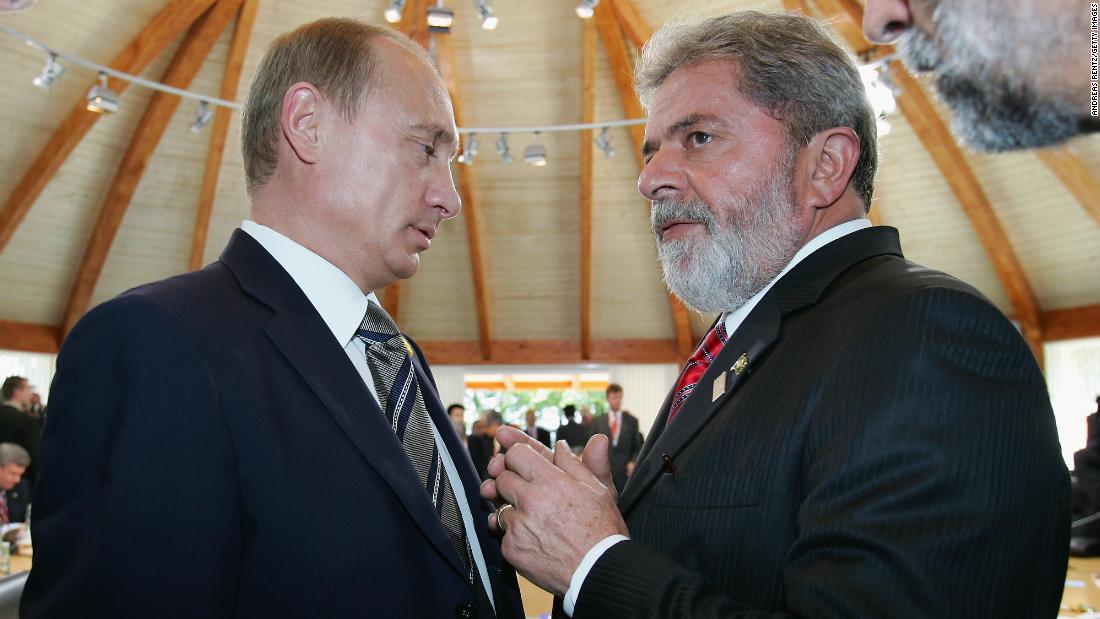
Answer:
xmin=357 ymin=301 xmax=473 ymax=579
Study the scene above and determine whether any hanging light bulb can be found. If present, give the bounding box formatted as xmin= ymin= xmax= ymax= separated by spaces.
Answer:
xmin=496 ymin=132 xmax=513 ymax=164
xmin=474 ymin=0 xmax=498 ymax=30
xmin=595 ymin=126 xmax=615 ymax=158
xmin=524 ymin=132 xmax=547 ymax=167
xmin=190 ymin=101 xmax=214 ymax=133
xmin=426 ymin=3 xmax=455 ymax=32
xmin=32 ymin=52 xmax=64 ymax=90
xmin=575 ymin=0 xmax=599 ymax=19
xmin=86 ymin=71 xmax=119 ymax=114
xmin=384 ymin=0 xmax=405 ymax=24
xmin=458 ymin=133 xmax=478 ymax=165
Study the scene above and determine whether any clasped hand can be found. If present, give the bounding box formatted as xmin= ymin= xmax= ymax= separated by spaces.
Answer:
xmin=479 ymin=427 xmax=629 ymax=596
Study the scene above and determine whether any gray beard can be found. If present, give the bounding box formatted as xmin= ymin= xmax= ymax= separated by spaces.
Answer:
xmin=895 ymin=3 xmax=1081 ymax=152
xmin=651 ymin=162 xmax=802 ymax=315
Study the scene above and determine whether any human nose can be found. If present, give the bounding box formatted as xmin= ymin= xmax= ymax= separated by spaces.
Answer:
xmin=429 ymin=165 xmax=462 ymax=220
xmin=637 ymin=147 xmax=684 ymax=202
xmin=863 ymin=0 xmax=913 ymax=45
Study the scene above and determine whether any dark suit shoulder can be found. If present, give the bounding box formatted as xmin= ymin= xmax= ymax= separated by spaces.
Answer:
xmin=116 ymin=261 xmax=246 ymax=320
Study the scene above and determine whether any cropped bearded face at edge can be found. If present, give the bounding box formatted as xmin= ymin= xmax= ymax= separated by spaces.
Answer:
xmin=0 ymin=0 xmax=37 ymax=13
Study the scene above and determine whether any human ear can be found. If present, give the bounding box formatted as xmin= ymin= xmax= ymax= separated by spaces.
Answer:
xmin=281 ymin=82 xmax=323 ymax=165
xmin=803 ymin=127 xmax=861 ymax=210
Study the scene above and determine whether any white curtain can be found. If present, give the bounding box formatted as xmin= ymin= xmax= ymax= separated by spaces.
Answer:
xmin=432 ymin=362 xmax=680 ymax=439
xmin=0 ymin=350 xmax=57 ymax=403
xmin=1046 ymin=337 xmax=1100 ymax=468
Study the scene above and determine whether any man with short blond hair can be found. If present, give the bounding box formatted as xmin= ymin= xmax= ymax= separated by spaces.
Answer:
xmin=25 ymin=18 xmax=522 ymax=618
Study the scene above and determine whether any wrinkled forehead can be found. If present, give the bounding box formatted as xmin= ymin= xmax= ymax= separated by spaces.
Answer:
xmin=645 ymin=61 xmax=749 ymax=129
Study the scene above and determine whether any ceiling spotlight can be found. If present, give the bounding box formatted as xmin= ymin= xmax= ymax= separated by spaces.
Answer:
xmin=190 ymin=101 xmax=214 ymax=134
xmin=32 ymin=52 xmax=64 ymax=90
xmin=426 ymin=4 xmax=454 ymax=32
xmin=495 ymin=132 xmax=513 ymax=164
xmin=458 ymin=133 xmax=478 ymax=165
xmin=524 ymin=132 xmax=547 ymax=167
xmin=595 ymin=127 xmax=615 ymax=158
xmin=384 ymin=0 xmax=405 ymax=24
xmin=475 ymin=0 xmax=498 ymax=30
xmin=86 ymin=71 xmax=119 ymax=114
xmin=575 ymin=0 xmax=599 ymax=19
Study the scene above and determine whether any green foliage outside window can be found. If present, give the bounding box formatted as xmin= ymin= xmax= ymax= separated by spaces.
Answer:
xmin=464 ymin=389 xmax=608 ymax=430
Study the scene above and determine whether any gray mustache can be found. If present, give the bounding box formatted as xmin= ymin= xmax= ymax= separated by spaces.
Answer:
xmin=651 ymin=200 xmax=715 ymax=237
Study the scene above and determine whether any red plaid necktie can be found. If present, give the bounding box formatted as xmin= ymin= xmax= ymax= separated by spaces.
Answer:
xmin=667 ymin=321 xmax=728 ymax=425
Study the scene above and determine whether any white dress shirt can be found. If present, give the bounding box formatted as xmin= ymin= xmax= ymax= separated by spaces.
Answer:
xmin=241 ymin=221 xmax=494 ymax=610
xmin=562 ymin=218 xmax=873 ymax=616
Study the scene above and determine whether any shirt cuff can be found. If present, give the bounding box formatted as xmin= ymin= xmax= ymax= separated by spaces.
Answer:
xmin=562 ymin=534 xmax=630 ymax=616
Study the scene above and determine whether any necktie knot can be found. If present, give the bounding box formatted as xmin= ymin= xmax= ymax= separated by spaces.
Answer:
xmin=357 ymin=301 xmax=401 ymax=346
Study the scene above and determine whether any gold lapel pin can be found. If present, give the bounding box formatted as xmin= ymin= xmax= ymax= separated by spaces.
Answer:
xmin=732 ymin=353 xmax=749 ymax=376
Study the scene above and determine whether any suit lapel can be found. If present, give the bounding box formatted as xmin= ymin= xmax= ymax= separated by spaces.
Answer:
xmin=618 ymin=226 xmax=905 ymax=517
xmin=220 ymin=230 xmax=467 ymax=579
xmin=619 ymin=299 xmax=780 ymax=516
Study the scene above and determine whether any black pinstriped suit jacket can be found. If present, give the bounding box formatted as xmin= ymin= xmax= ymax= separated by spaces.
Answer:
xmin=573 ymin=226 xmax=1069 ymax=618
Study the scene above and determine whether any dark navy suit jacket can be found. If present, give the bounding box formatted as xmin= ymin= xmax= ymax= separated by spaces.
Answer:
xmin=574 ymin=227 xmax=1069 ymax=618
xmin=23 ymin=230 xmax=523 ymax=618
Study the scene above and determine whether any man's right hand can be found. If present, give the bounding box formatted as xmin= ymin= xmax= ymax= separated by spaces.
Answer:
xmin=481 ymin=427 xmax=618 ymax=532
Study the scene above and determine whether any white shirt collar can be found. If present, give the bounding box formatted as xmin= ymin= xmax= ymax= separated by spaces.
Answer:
xmin=241 ymin=221 xmax=377 ymax=348
xmin=722 ymin=219 xmax=872 ymax=338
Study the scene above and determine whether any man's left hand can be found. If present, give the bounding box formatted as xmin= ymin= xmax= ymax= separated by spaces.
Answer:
xmin=486 ymin=430 xmax=628 ymax=596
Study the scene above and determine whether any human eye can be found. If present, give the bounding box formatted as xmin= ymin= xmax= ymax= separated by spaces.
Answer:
xmin=420 ymin=142 xmax=437 ymax=160
xmin=688 ymin=131 xmax=711 ymax=147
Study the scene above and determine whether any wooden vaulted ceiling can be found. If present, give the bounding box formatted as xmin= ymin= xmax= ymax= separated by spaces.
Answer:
xmin=0 ymin=0 xmax=1097 ymax=367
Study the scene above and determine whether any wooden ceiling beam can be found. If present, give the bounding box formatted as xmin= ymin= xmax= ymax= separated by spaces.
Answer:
xmin=1041 ymin=304 xmax=1100 ymax=342
xmin=188 ymin=0 xmax=261 ymax=272
xmin=0 ymin=0 xmax=220 ymax=255
xmin=580 ymin=18 xmax=596 ymax=360
xmin=61 ymin=0 xmax=244 ymax=336
xmin=417 ymin=339 xmax=681 ymax=366
xmin=606 ymin=0 xmax=652 ymax=50
xmin=593 ymin=4 xmax=645 ymax=169
xmin=436 ymin=33 xmax=493 ymax=361
xmin=809 ymin=0 xmax=1044 ymax=358
xmin=0 ymin=321 xmax=61 ymax=354
xmin=1035 ymin=148 xmax=1100 ymax=228
xmin=593 ymin=2 xmax=695 ymax=360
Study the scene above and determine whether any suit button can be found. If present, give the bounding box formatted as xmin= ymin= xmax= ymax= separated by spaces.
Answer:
xmin=454 ymin=602 xmax=475 ymax=618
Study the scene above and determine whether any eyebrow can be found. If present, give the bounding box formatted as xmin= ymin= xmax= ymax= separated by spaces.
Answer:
xmin=640 ymin=112 xmax=720 ymax=160
xmin=411 ymin=124 xmax=459 ymax=155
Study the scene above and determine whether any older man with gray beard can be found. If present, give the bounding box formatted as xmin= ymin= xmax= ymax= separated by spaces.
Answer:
xmin=864 ymin=0 xmax=1097 ymax=151
xmin=480 ymin=10 xmax=1069 ymax=619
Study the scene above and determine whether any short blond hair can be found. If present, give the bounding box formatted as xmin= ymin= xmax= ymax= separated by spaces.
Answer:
xmin=240 ymin=18 xmax=429 ymax=193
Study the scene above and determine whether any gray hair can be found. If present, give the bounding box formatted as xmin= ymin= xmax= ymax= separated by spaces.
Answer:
xmin=635 ymin=11 xmax=878 ymax=209
xmin=241 ymin=18 xmax=431 ymax=193
xmin=0 ymin=443 xmax=30 ymax=467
